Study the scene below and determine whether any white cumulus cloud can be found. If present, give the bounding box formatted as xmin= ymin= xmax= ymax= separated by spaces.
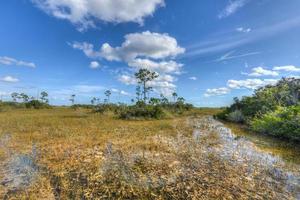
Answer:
xmin=149 ymin=81 xmax=177 ymax=97
xmin=128 ymin=59 xmax=183 ymax=74
xmin=244 ymin=67 xmax=279 ymax=77
xmin=118 ymin=75 xmax=137 ymax=85
xmin=72 ymin=31 xmax=185 ymax=96
xmin=118 ymin=74 xmax=177 ymax=97
xmin=0 ymin=76 xmax=19 ymax=83
xmin=89 ymin=61 xmax=100 ymax=69
xmin=99 ymin=31 xmax=185 ymax=62
xmin=71 ymin=42 xmax=100 ymax=58
xmin=0 ymin=56 xmax=36 ymax=68
xmin=273 ymin=65 xmax=300 ymax=72
xmin=227 ymin=79 xmax=278 ymax=90
xmin=32 ymin=0 xmax=164 ymax=30
xmin=204 ymin=87 xmax=231 ymax=97
xmin=189 ymin=77 xmax=197 ymax=80
xmin=72 ymin=32 xmax=185 ymax=74
xmin=72 ymin=31 xmax=185 ymax=62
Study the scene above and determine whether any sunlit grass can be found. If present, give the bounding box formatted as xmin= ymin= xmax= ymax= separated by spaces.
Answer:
xmin=0 ymin=108 xmax=296 ymax=199
xmin=0 ymin=108 xmax=192 ymax=198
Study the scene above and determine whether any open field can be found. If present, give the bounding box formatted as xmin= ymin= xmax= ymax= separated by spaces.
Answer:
xmin=2 ymin=1 xmax=300 ymax=199
xmin=0 ymin=108 xmax=299 ymax=199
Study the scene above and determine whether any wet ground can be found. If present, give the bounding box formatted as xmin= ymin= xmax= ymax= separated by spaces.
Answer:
xmin=191 ymin=116 xmax=300 ymax=199
xmin=0 ymin=116 xmax=299 ymax=199
xmin=224 ymin=121 xmax=300 ymax=165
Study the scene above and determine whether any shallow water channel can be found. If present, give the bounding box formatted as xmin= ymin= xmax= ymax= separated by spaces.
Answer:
xmin=223 ymin=121 xmax=300 ymax=165
xmin=193 ymin=116 xmax=300 ymax=199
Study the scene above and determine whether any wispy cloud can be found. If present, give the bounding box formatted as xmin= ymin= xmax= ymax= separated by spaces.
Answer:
xmin=48 ymin=84 xmax=106 ymax=103
xmin=236 ymin=27 xmax=251 ymax=33
xmin=185 ymin=17 xmax=300 ymax=58
xmin=72 ymin=85 xmax=105 ymax=93
xmin=0 ymin=56 xmax=36 ymax=68
xmin=218 ymin=0 xmax=250 ymax=19
xmin=189 ymin=76 xmax=197 ymax=80
xmin=51 ymin=85 xmax=105 ymax=96
xmin=214 ymin=51 xmax=260 ymax=62
xmin=111 ymin=88 xmax=132 ymax=96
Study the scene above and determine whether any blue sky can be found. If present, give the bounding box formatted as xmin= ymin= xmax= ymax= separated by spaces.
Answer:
xmin=1 ymin=0 xmax=300 ymax=106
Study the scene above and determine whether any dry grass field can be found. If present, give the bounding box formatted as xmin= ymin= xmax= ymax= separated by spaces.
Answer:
xmin=0 ymin=108 xmax=297 ymax=199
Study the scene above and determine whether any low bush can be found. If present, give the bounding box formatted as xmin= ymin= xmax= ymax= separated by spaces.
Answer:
xmin=227 ymin=110 xmax=245 ymax=123
xmin=0 ymin=101 xmax=26 ymax=110
xmin=25 ymin=100 xmax=51 ymax=109
xmin=0 ymin=101 xmax=51 ymax=110
xmin=93 ymin=103 xmax=125 ymax=114
xmin=71 ymin=104 xmax=95 ymax=109
xmin=92 ymin=101 xmax=194 ymax=120
xmin=214 ymin=107 xmax=229 ymax=120
xmin=161 ymin=102 xmax=193 ymax=114
xmin=251 ymin=106 xmax=300 ymax=141
xmin=119 ymin=105 xmax=166 ymax=120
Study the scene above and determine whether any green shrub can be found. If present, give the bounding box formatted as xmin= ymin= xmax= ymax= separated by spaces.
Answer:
xmin=159 ymin=102 xmax=193 ymax=115
xmin=25 ymin=100 xmax=51 ymax=109
xmin=227 ymin=110 xmax=245 ymax=123
xmin=215 ymin=108 xmax=230 ymax=120
xmin=71 ymin=104 xmax=95 ymax=109
xmin=119 ymin=105 xmax=166 ymax=120
xmin=251 ymin=106 xmax=300 ymax=141
xmin=93 ymin=101 xmax=194 ymax=119
xmin=93 ymin=103 xmax=123 ymax=114
xmin=219 ymin=78 xmax=300 ymax=122
xmin=0 ymin=101 xmax=51 ymax=110
xmin=0 ymin=101 xmax=26 ymax=110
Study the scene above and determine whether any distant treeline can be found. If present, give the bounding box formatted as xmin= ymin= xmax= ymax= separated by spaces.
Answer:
xmin=0 ymin=69 xmax=195 ymax=119
xmin=0 ymin=91 xmax=51 ymax=110
xmin=216 ymin=78 xmax=300 ymax=141
xmin=89 ymin=98 xmax=193 ymax=120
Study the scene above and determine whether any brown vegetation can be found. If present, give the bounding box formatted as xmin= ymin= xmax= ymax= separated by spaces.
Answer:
xmin=0 ymin=108 xmax=296 ymax=199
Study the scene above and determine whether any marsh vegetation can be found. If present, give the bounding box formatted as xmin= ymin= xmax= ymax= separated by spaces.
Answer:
xmin=0 ymin=73 xmax=299 ymax=199
xmin=0 ymin=107 xmax=299 ymax=199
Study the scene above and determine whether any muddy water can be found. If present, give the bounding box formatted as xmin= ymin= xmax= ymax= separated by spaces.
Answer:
xmin=192 ymin=116 xmax=300 ymax=199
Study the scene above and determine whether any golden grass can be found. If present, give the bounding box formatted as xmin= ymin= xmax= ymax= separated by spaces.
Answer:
xmin=0 ymin=108 xmax=295 ymax=199
xmin=0 ymin=108 xmax=192 ymax=199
